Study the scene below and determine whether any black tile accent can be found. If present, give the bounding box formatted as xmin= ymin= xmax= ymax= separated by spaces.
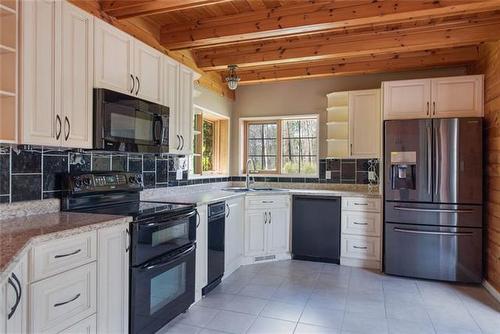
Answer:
xmin=43 ymin=155 xmax=68 ymax=191
xmin=156 ymin=159 xmax=168 ymax=183
xmin=112 ymin=155 xmax=127 ymax=171
xmin=12 ymin=150 xmax=41 ymax=173
xmin=356 ymin=171 xmax=369 ymax=184
xmin=327 ymin=159 xmax=341 ymax=171
xmin=128 ymin=159 xmax=142 ymax=173
xmin=43 ymin=191 xmax=66 ymax=199
xmin=143 ymin=172 xmax=156 ymax=189
xmin=341 ymin=161 xmax=355 ymax=180
xmin=11 ymin=174 xmax=41 ymax=202
xmin=0 ymin=154 xmax=10 ymax=195
xmin=330 ymin=171 xmax=341 ymax=183
xmin=0 ymin=195 xmax=9 ymax=203
xmin=143 ymin=154 xmax=156 ymax=172
xmin=70 ymin=154 xmax=91 ymax=173
xmin=356 ymin=159 xmax=370 ymax=172
xmin=168 ymin=157 xmax=176 ymax=171
xmin=92 ymin=154 xmax=111 ymax=171
xmin=319 ymin=161 xmax=326 ymax=180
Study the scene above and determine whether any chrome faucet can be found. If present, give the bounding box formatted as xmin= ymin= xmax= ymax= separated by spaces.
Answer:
xmin=246 ymin=159 xmax=256 ymax=189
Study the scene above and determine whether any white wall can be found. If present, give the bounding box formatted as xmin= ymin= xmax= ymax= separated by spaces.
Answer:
xmin=231 ymin=67 xmax=468 ymax=174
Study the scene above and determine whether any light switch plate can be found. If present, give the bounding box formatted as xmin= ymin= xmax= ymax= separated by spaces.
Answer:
xmin=176 ymin=169 xmax=183 ymax=180
xmin=325 ymin=171 xmax=332 ymax=180
xmin=368 ymin=171 xmax=377 ymax=182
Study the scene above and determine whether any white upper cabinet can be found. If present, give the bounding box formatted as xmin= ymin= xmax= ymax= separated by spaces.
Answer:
xmin=383 ymin=75 xmax=484 ymax=120
xmin=431 ymin=75 xmax=484 ymax=118
xmin=61 ymin=1 xmax=93 ymax=148
xmin=134 ymin=40 xmax=163 ymax=103
xmin=94 ymin=19 xmax=134 ymax=95
xmin=164 ymin=56 xmax=181 ymax=153
xmin=349 ymin=89 xmax=381 ymax=157
xmin=21 ymin=0 xmax=60 ymax=147
xmin=383 ymin=79 xmax=431 ymax=120
xmin=21 ymin=0 xmax=93 ymax=148
xmin=177 ymin=64 xmax=195 ymax=155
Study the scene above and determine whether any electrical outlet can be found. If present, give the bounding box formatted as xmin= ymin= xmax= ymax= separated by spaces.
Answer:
xmin=176 ymin=169 xmax=183 ymax=180
xmin=368 ymin=171 xmax=377 ymax=182
xmin=325 ymin=171 xmax=332 ymax=180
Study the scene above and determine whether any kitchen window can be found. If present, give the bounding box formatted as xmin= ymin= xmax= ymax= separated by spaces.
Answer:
xmin=244 ymin=117 xmax=318 ymax=175
xmin=190 ymin=107 xmax=229 ymax=176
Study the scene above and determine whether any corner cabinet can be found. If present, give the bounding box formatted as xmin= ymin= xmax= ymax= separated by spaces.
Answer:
xmin=94 ymin=19 xmax=163 ymax=104
xmin=244 ymin=195 xmax=290 ymax=263
xmin=195 ymin=205 xmax=208 ymax=302
xmin=225 ymin=197 xmax=244 ymax=276
xmin=383 ymin=75 xmax=484 ymax=120
xmin=20 ymin=0 xmax=93 ymax=148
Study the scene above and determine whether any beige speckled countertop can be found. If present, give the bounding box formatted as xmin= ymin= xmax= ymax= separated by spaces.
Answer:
xmin=0 ymin=212 xmax=131 ymax=282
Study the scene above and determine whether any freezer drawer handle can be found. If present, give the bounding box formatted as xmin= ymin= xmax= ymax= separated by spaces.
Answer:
xmin=353 ymin=202 xmax=368 ymax=206
xmin=353 ymin=222 xmax=368 ymax=226
xmin=394 ymin=227 xmax=473 ymax=236
xmin=393 ymin=206 xmax=473 ymax=213
xmin=262 ymin=201 xmax=274 ymax=204
xmin=353 ymin=246 xmax=368 ymax=250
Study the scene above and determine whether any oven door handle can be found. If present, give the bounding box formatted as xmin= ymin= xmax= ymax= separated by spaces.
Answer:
xmin=140 ymin=244 xmax=196 ymax=271
xmin=142 ymin=210 xmax=196 ymax=228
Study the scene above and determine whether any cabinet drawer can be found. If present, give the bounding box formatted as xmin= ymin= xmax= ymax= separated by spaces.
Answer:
xmin=246 ymin=195 xmax=289 ymax=209
xmin=342 ymin=211 xmax=381 ymax=237
xmin=58 ymin=314 xmax=96 ymax=334
xmin=341 ymin=235 xmax=380 ymax=261
xmin=342 ymin=197 xmax=380 ymax=212
xmin=30 ymin=262 xmax=97 ymax=334
xmin=31 ymin=231 xmax=97 ymax=282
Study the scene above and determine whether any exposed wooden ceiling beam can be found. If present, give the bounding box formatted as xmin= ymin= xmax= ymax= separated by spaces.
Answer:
xmin=195 ymin=15 xmax=500 ymax=71
xmin=237 ymin=46 xmax=480 ymax=84
xmin=101 ymin=0 xmax=233 ymax=20
xmin=160 ymin=0 xmax=500 ymax=50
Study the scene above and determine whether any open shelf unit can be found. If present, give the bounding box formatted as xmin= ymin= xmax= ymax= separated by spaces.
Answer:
xmin=0 ymin=0 xmax=17 ymax=143
xmin=326 ymin=91 xmax=349 ymax=157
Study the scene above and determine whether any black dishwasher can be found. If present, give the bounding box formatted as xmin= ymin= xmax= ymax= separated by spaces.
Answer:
xmin=292 ymin=195 xmax=341 ymax=263
xmin=203 ymin=201 xmax=225 ymax=295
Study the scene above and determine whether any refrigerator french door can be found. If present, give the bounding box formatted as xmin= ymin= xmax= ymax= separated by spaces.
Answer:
xmin=384 ymin=118 xmax=483 ymax=283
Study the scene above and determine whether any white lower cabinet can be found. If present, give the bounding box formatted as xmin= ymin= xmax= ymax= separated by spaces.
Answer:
xmin=341 ymin=196 xmax=382 ymax=269
xmin=244 ymin=195 xmax=290 ymax=262
xmin=225 ymin=197 xmax=244 ymax=276
xmin=30 ymin=262 xmax=97 ymax=333
xmin=3 ymin=254 xmax=28 ymax=334
xmin=195 ymin=205 xmax=208 ymax=302
xmin=97 ymin=224 xmax=129 ymax=334
xmin=59 ymin=314 xmax=96 ymax=334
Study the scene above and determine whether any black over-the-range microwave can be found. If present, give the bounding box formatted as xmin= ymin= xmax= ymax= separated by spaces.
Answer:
xmin=93 ymin=88 xmax=169 ymax=153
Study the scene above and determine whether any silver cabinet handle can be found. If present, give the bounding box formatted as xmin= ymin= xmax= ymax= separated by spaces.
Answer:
xmin=126 ymin=228 xmax=130 ymax=253
xmin=393 ymin=206 xmax=473 ymax=213
xmin=353 ymin=246 xmax=367 ymax=249
xmin=54 ymin=293 xmax=80 ymax=307
xmin=64 ymin=116 xmax=70 ymax=141
xmin=180 ymin=135 xmax=185 ymax=150
xmin=264 ymin=212 xmax=268 ymax=224
xmin=426 ymin=101 xmax=430 ymax=115
xmin=7 ymin=273 xmax=21 ymax=320
xmin=354 ymin=202 xmax=368 ymax=206
xmin=269 ymin=211 xmax=272 ymax=224
xmin=54 ymin=249 xmax=81 ymax=258
xmin=394 ymin=227 xmax=473 ymax=236
xmin=353 ymin=222 xmax=368 ymax=226
xmin=433 ymin=101 xmax=436 ymax=115
xmin=55 ymin=115 xmax=62 ymax=140
xmin=225 ymin=203 xmax=230 ymax=218
xmin=130 ymin=74 xmax=135 ymax=94
xmin=135 ymin=76 xmax=140 ymax=95
xmin=262 ymin=201 xmax=274 ymax=204
xmin=196 ymin=210 xmax=201 ymax=228
xmin=176 ymin=135 xmax=181 ymax=150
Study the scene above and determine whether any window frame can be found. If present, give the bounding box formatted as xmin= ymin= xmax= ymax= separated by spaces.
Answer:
xmin=242 ymin=115 xmax=319 ymax=177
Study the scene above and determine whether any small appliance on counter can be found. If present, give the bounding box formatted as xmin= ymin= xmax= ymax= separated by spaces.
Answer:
xmin=384 ymin=118 xmax=483 ymax=283
xmin=93 ymin=88 xmax=169 ymax=153
xmin=203 ymin=201 xmax=226 ymax=295
xmin=62 ymin=172 xmax=197 ymax=334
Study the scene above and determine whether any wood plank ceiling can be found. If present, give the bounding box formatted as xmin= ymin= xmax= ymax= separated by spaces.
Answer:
xmin=96 ymin=0 xmax=500 ymax=88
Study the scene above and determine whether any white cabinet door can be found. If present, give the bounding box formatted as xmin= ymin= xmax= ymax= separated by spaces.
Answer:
xmin=5 ymin=254 xmax=28 ymax=334
xmin=431 ymin=75 xmax=484 ymax=118
xmin=244 ymin=209 xmax=267 ymax=257
xmin=134 ymin=40 xmax=162 ymax=103
xmin=94 ymin=19 xmax=134 ymax=94
xmin=178 ymin=65 xmax=194 ymax=155
xmin=266 ymin=207 xmax=289 ymax=255
xmin=97 ymin=224 xmax=129 ymax=334
xmin=225 ymin=197 xmax=244 ymax=272
xmin=59 ymin=314 xmax=96 ymax=334
xmin=349 ymin=89 xmax=381 ymax=157
xmin=60 ymin=1 xmax=93 ymax=149
xmin=0 ymin=283 xmax=5 ymax=333
xmin=164 ymin=57 xmax=181 ymax=153
xmin=195 ymin=205 xmax=208 ymax=298
xmin=383 ymin=79 xmax=431 ymax=120
xmin=20 ymin=0 xmax=61 ymax=146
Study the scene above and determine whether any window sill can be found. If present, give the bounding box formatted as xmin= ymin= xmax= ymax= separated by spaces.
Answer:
xmin=237 ymin=174 xmax=319 ymax=179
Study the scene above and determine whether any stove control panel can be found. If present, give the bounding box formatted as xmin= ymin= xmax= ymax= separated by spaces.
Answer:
xmin=68 ymin=172 xmax=143 ymax=193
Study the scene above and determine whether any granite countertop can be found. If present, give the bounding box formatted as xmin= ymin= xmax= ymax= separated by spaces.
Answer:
xmin=0 ymin=212 xmax=131 ymax=282
xmin=146 ymin=187 xmax=380 ymax=205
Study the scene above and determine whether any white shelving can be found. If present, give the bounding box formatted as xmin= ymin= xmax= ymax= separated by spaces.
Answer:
xmin=326 ymin=91 xmax=349 ymax=157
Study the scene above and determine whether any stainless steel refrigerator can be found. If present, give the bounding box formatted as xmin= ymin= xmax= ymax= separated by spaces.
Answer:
xmin=384 ymin=118 xmax=483 ymax=283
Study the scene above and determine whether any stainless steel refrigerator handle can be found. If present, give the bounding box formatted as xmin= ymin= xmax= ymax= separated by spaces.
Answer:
xmin=394 ymin=227 xmax=473 ymax=236
xmin=427 ymin=125 xmax=432 ymax=195
xmin=393 ymin=206 xmax=473 ymax=213
xmin=434 ymin=125 xmax=440 ymax=196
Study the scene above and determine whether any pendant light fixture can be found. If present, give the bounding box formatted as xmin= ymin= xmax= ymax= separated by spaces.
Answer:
xmin=225 ymin=64 xmax=240 ymax=90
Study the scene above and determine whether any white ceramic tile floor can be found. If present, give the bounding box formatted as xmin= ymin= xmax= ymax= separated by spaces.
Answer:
xmin=158 ymin=260 xmax=500 ymax=334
